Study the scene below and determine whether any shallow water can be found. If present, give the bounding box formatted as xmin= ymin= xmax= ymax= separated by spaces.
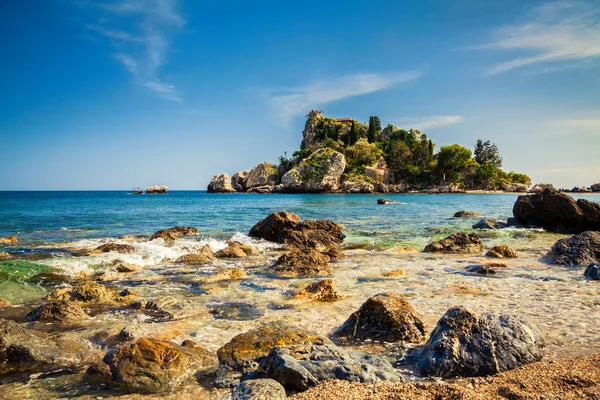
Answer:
xmin=0 ymin=191 xmax=599 ymax=398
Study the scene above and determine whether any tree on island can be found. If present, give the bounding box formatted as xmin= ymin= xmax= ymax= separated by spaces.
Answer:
xmin=348 ymin=120 xmax=358 ymax=146
xmin=474 ymin=139 xmax=503 ymax=168
xmin=367 ymin=116 xmax=382 ymax=143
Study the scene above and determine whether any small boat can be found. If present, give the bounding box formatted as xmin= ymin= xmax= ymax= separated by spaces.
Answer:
xmin=132 ymin=188 xmax=144 ymax=194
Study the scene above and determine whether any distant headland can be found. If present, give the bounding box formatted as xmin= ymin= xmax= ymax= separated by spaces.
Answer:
xmin=208 ymin=110 xmax=599 ymax=194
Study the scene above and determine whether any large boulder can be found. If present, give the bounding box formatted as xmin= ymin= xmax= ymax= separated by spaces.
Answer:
xmin=585 ymin=264 xmax=600 ymax=280
xmin=546 ymin=231 xmax=600 ymax=266
xmin=592 ymin=183 xmax=600 ymax=192
xmin=424 ymin=233 xmax=484 ymax=254
xmin=215 ymin=322 xmax=331 ymax=387
xmin=0 ymin=319 xmax=90 ymax=375
xmin=146 ymin=185 xmax=168 ymax=194
xmin=217 ymin=379 xmax=287 ymax=400
xmin=453 ymin=211 xmax=481 ymax=218
xmin=232 ymin=171 xmax=249 ymax=192
xmin=26 ymin=300 xmax=89 ymax=322
xmin=89 ymin=338 xmax=217 ymax=393
xmin=486 ymin=245 xmax=520 ymax=258
xmin=472 ymin=219 xmax=508 ymax=230
xmin=151 ymin=226 xmax=199 ymax=241
xmin=249 ymin=211 xmax=301 ymax=242
xmin=256 ymin=343 xmax=403 ymax=392
xmin=245 ymin=162 xmax=278 ymax=190
xmin=513 ymin=190 xmax=600 ymax=233
xmin=336 ymin=293 xmax=426 ymax=343
xmin=281 ymin=148 xmax=346 ymax=192
xmin=417 ymin=307 xmax=545 ymax=378
xmin=271 ymin=249 xmax=331 ymax=277
xmin=208 ymin=173 xmax=236 ymax=193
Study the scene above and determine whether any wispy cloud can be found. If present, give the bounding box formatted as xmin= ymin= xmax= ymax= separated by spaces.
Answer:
xmin=83 ymin=0 xmax=184 ymax=101
xmin=554 ymin=118 xmax=600 ymax=133
xmin=475 ymin=1 xmax=600 ymax=75
xmin=263 ymin=72 xmax=422 ymax=124
xmin=392 ymin=115 xmax=464 ymax=130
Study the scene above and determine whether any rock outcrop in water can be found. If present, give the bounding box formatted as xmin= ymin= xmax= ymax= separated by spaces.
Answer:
xmin=87 ymin=242 xmax=136 ymax=255
xmin=336 ymin=293 xmax=426 ymax=343
xmin=0 ymin=235 xmax=17 ymax=244
xmin=453 ymin=211 xmax=481 ymax=218
xmin=26 ymin=300 xmax=88 ymax=322
xmin=146 ymin=185 xmax=168 ymax=194
xmin=424 ymin=232 xmax=484 ymax=254
xmin=293 ymin=279 xmax=344 ymax=301
xmin=175 ymin=244 xmax=215 ymax=264
xmin=255 ymin=343 xmax=404 ymax=392
xmin=513 ymin=190 xmax=600 ymax=234
xmin=272 ymin=249 xmax=332 ymax=277
xmin=472 ymin=218 xmax=508 ymax=230
xmin=546 ymin=231 xmax=600 ymax=266
xmin=87 ymin=338 xmax=216 ymax=393
xmin=245 ymin=162 xmax=278 ymax=191
xmin=585 ymin=264 xmax=600 ymax=280
xmin=416 ymin=307 xmax=545 ymax=378
xmin=151 ymin=226 xmax=199 ymax=241
xmin=486 ymin=245 xmax=520 ymax=258
xmin=214 ymin=241 xmax=257 ymax=258
xmin=207 ymin=173 xmax=236 ymax=193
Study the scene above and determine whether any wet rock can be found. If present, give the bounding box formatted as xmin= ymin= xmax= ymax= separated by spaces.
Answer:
xmin=0 ymin=319 xmax=89 ymax=375
xmin=453 ymin=211 xmax=482 ymax=218
xmin=0 ymin=252 xmax=11 ymax=260
xmin=119 ymin=234 xmax=137 ymax=241
xmin=256 ymin=343 xmax=403 ymax=392
xmin=271 ymin=249 xmax=331 ymax=277
xmin=468 ymin=265 xmax=497 ymax=275
xmin=528 ymin=183 xmax=557 ymax=193
xmin=513 ymin=190 xmax=600 ymax=234
xmin=146 ymin=185 xmax=168 ymax=194
xmin=546 ymin=231 xmax=600 ymax=266
xmin=417 ymin=306 xmax=545 ymax=378
xmin=472 ymin=219 xmax=508 ymax=230
xmin=377 ymin=198 xmax=397 ymax=205
xmin=88 ymin=242 xmax=136 ymax=255
xmin=175 ymin=244 xmax=215 ymax=264
xmin=584 ymin=263 xmax=599 ymax=280
xmin=0 ymin=235 xmax=17 ymax=244
xmin=382 ymin=269 xmax=406 ymax=277
xmin=151 ymin=226 xmax=200 ymax=241
xmin=199 ymin=268 xmax=246 ymax=284
xmin=336 ymin=293 xmax=426 ymax=343
xmin=112 ymin=259 xmax=141 ymax=273
xmin=249 ymin=211 xmax=301 ymax=242
xmin=293 ymin=279 xmax=344 ymax=301
xmin=325 ymin=247 xmax=343 ymax=261
xmin=338 ymin=181 xmax=375 ymax=193
xmin=218 ymin=379 xmax=287 ymax=400
xmin=486 ymin=245 xmax=520 ymax=258
xmin=390 ymin=245 xmax=417 ymax=254
xmin=0 ymin=298 xmax=10 ymax=308
xmin=27 ymin=300 xmax=88 ymax=322
xmin=90 ymin=338 xmax=217 ymax=393
xmin=592 ymin=183 xmax=600 ymax=192
xmin=208 ymin=173 xmax=236 ymax=193
xmin=209 ymin=302 xmax=264 ymax=321
xmin=119 ymin=288 xmax=136 ymax=297
xmin=215 ymin=242 xmax=257 ymax=258
xmin=72 ymin=281 xmax=117 ymax=302
xmin=424 ymin=232 xmax=484 ymax=254
xmin=215 ymin=322 xmax=331 ymax=388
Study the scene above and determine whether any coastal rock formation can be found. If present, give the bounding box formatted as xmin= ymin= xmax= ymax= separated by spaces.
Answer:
xmin=0 ymin=319 xmax=89 ymax=375
xmin=377 ymin=198 xmax=397 ymax=205
xmin=338 ymin=181 xmax=375 ymax=193
xmin=453 ymin=211 xmax=482 ymax=218
xmin=231 ymin=171 xmax=249 ymax=192
xmin=501 ymin=183 xmax=528 ymax=192
xmin=215 ymin=241 xmax=257 ymax=258
xmin=146 ymin=185 xmax=168 ymax=194
xmin=365 ymin=165 xmax=394 ymax=184
xmin=256 ymin=344 xmax=403 ymax=392
xmin=176 ymin=244 xmax=215 ymax=264
xmin=592 ymin=183 xmax=600 ymax=192
xmin=336 ymin=293 xmax=426 ymax=343
xmin=528 ymin=183 xmax=557 ymax=193
xmin=281 ymin=148 xmax=346 ymax=192
xmin=215 ymin=322 xmax=331 ymax=387
xmin=424 ymin=233 xmax=484 ymax=254
xmin=417 ymin=307 xmax=545 ymax=378
xmin=151 ymin=226 xmax=199 ymax=241
xmin=0 ymin=235 xmax=17 ymax=244
xmin=245 ymin=162 xmax=278 ymax=190
xmin=217 ymin=379 xmax=287 ymax=400
xmin=271 ymin=249 xmax=331 ymax=277
xmin=249 ymin=211 xmax=301 ymax=242
xmin=88 ymin=242 xmax=136 ymax=255
xmin=472 ymin=218 xmax=508 ymax=230
xmin=112 ymin=259 xmax=140 ymax=273
xmin=27 ymin=300 xmax=88 ymax=322
xmin=89 ymin=338 xmax=216 ymax=393
xmin=294 ymin=279 xmax=344 ymax=301
xmin=198 ymin=267 xmax=245 ymax=284
xmin=208 ymin=173 xmax=236 ymax=193
xmin=380 ymin=124 xmax=397 ymax=141
xmin=44 ymin=281 xmax=118 ymax=303
xmin=513 ymin=190 xmax=600 ymax=233
xmin=585 ymin=264 xmax=600 ymax=280
xmin=546 ymin=231 xmax=600 ymax=266
xmin=486 ymin=245 xmax=520 ymax=258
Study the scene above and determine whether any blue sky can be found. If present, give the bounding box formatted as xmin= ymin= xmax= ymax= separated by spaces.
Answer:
xmin=1 ymin=0 xmax=599 ymax=190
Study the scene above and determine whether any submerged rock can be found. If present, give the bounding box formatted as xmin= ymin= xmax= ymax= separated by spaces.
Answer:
xmin=513 ymin=190 xmax=600 ymax=233
xmin=256 ymin=344 xmax=403 ymax=392
xmin=377 ymin=198 xmax=396 ymax=205
xmin=424 ymin=232 xmax=484 ymax=254
xmin=472 ymin=219 xmax=508 ymax=230
xmin=215 ymin=242 xmax=257 ymax=258
xmin=0 ymin=235 xmax=17 ymax=244
xmin=486 ymin=245 xmax=520 ymax=258
xmin=336 ymin=293 xmax=426 ymax=343
xmin=217 ymin=379 xmax=287 ymax=400
xmin=199 ymin=268 xmax=246 ymax=284
xmin=0 ymin=319 xmax=89 ymax=375
xmin=151 ymin=226 xmax=199 ymax=241
xmin=271 ymin=249 xmax=331 ymax=277
xmin=584 ymin=264 xmax=600 ymax=280
xmin=293 ymin=279 xmax=344 ymax=301
xmin=215 ymin=322 xmax=331 ymax=388
xmin=175 ymin=244 xmax=215 ymax=265
xmin=416 ymin=307 xmax=545 ymax=378
xmin=89 ymin=338 xmax=217 ymax=393
xmin=27 ymin=300 xmax=88 ymax=322
xmin=208 ymin=173 xmax=236 ymax=193
xmin=453 ymin=211 xmax=482 ymax=218
xmin=546 ymin=231 xmax=600 ymax=266
xmin=88 ymin=242 xmax=136 ymax=255
xmin=467 ymin=265 xmax=497 ymax=275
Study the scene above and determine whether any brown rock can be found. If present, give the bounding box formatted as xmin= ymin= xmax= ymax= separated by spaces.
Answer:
xmin=215 ymin=241 xmax=257 ymax=258
xmin=336 ymin=293 xmax=426 ymax=343
xmin=486 ymin=245 xmax=520 ymax=258
xmin=294 ymin=279 xmax=344 ymax=301
xmin=271 ymin=249 xmax=332 ymax=277
xmin=382 ymin=269 xmax=406 ymax=277
xmin=0 ymin=252 xmax=10 ymax=260
xmin=249 ymin=211 xmax=301 ymax=242
xmin=0 ymin=298 xmax=11 ymax=308
xmin=27 ymin=300 xmax=88 ymax=322
xmin=424 ymin=232 xmax=484 ymax=254
xmin=175 ymin=244 xmax=215 ymax=264
xmin=453 ymin=211 xmax=482 ymax=218
xmin=151 ymin=226 xmax=199 ymax=241
xmin=0 ymin=235 xmax=17 ymax=244
xmin=88 ymin=243 xmax=136 ymax=255
xmin=112 ymin=259 xmax=141 ymax=272
xmin=72 ymin=281 xmax=117 ymax=302
xmin=198 ymin=268 xmax=246 ymax=284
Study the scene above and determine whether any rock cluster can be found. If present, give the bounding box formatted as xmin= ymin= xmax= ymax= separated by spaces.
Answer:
xmin=208 ymin=173 xmax=235 ymax=193
xmin=176 ymin=244 xmax=215 ymax=265
xmin=272 ymin=249 xmax=331 ymax=277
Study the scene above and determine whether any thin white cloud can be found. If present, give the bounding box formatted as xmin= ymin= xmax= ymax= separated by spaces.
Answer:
xmin=475 ymin=1 xmax=600 ymax=75
xmin=264 ymin=72 xmax=422 ymax=124
xmin=83 ymin=0 xmax=184 ymax=101
xmin=393 ymin=115 xmax=464 ymax=130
